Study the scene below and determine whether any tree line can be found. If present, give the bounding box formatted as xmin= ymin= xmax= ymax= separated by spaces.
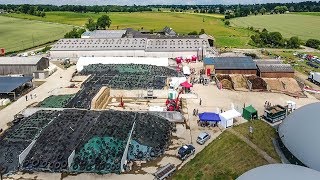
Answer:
xmin=0 ymin=4 xmax=152 ymax=13
xmin=1 ymin=2 xmax=319 ymax=14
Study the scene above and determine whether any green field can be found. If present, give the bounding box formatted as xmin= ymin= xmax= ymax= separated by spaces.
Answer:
xmin=6 ymin=12 xmax=253 ymax=48
xmin=231 ymin=14 xmax=320 ymax=41
xmin=294 ymin=12 xmax=320 ymax=16
xmin=233 ymin=120 xmax=281 ymax=162
xmin=173 ymin=131 xmax=268 ymax=179
xmin=0 ymin=15 xmax=73 ymax=52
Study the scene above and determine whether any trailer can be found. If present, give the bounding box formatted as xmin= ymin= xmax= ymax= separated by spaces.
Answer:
xmin=153 ymin=163 xmax=176 ymax=180
xmin=308 ymin=72 xmax=320 ymax=85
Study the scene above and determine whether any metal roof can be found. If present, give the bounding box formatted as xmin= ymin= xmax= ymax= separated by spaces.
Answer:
xmin=51 ymin=38 xmax=209 ymax=52
xmin=0 ymin=57 xmax=44 ymax=65
xmin=254 ymin=59 xmax=284 ymax=65
xmin=257 ymin=64 xmax=294 ymax=73
xmin=82 ymin=30 xmax=126 ymax=38
xmin=278 ymin=103 xmax=320 ymax=171
xmin=237 ymin=164 xmax=320 ymax=180
xmin=0 ymin=76 xmax=33 ymax=93
xmin=204 ymin=57 xmax=257 ymax=70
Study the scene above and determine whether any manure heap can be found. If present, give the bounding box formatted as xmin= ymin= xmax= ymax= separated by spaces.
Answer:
xmin=0 ymin=109 xmax=174 ymax=175
xmin=66 ymin=64 xmax=182 ymax=109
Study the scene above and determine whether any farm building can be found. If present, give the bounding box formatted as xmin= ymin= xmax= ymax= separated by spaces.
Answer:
xmin=0 ymin=57 xmax=49 ymax=76
xmin=257 ymin=64 xmax=294 ymax=78
xmin=51 ymin=27 xmax=215 ymax=59
xmin=203 ymin=57 xmax=257 ymax=75
xmin=0 ymin=76 xmax=33 ymax=100
xmin=278 ymin=103 xmax=320 ymax=170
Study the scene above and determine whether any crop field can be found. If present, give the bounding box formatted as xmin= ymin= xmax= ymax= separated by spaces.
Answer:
xmin=6 ymin=12 xmax=253 ymax=48
xmin=231 ymin=14 xmax=320 ymax=41
xmin=173 ymin=131 xmax=268 ymax=179
xmin=0 ymin=15 xmax=73 ymax=53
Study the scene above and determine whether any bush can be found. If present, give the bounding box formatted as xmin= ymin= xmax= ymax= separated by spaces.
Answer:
xmin=306 ymin=39 xmax=320 ymax=49
xmin=188 ymin=31 xmax=198 ymax=35
xmin=225 ymin=20 xmax=230 ymax=26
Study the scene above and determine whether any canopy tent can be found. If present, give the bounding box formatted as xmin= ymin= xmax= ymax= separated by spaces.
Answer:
xmin=199 ymin=112 xmax=221 ymax=122
xmin=169 ymin=77 xmax=187 ymax=89
xmin=183 ymin=66 xmax=191 ymax=75
xmin=242 ymin=105 xmax=258 ymax=120
xmin=180 ymin=81 xmax=193 ymax=88
xmin=219 ymin=109 xmax=241 ymax=128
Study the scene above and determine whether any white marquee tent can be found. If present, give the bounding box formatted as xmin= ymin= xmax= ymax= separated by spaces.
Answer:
xmin=219 ymin=109 xmax=241 ymax=128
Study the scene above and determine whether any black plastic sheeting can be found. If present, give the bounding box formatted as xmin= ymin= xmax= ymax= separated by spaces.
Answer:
xmin=66 ymin=64 xmax=182 ymax=109
xmin=1 ymin=109 xmax=174 ymax=175
xmin=65 ymin=86 xmax=101 ymax=109
xmin=71 ymin=111 xmax=136 ymax=174
xmin=22 ymin=110 xmax=100 ymax=172
xmin=0 ymin=110 xmax=58 ymax=174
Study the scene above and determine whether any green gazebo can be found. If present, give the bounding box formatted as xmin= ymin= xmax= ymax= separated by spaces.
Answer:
xmin=243 ymin=105 xmax=258 ymax=120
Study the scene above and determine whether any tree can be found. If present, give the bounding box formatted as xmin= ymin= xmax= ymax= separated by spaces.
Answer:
xmin=40 ymin=11 xmax=46 ymax=17
xmin=224 ymin=20 xmax=230 ymax=26
xmin=64 ymin=28 xmax=86 ymax=38
xmin=96 ymin=15 xmax=111 ymax=29
xmin=188 ymin=31 xmax=198 ymax=35
xmin=254 ymin=10 xmax=258 ymax=15
xmin=306 ymin=39 xmax=320 ymax=49
xmin=287 ymin=36 xmax=300 ymax=49
xmin=219 ymin=6 xmax=225 ymax=14
xmin=85 ymin=17 xmax=97 ymax=31
xmin=260 ymin=7 xmax=266 ymax=15
xmin=199 ymin=29 xmax=205 ymax=35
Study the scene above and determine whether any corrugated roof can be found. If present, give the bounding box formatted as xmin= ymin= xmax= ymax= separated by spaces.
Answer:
xmin=82 ymin=30 xmax=126 ymax=38
xmin=51 ymin=38 xmax=209 ymax=52
xmin=0 ymin=76 xmax=33 ymax=92
xmin=0 ymin=57 xmax=44 ymax=65
xmin=257 ymin=64 xmax=294 ymax=73
xmin=254 ymin=59 xmax=284 ymax=65
xmin=204 ymin=57 xmax=257 ymax=70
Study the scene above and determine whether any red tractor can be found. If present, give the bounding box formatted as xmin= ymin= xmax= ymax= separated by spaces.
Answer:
xmin=166 ymin=90 xmax=182 ymax=111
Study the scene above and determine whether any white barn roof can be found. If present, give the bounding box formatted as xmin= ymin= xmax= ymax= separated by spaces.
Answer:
xmin=278 ymin=102 xmax=320 ymax=171
xmin=0 ymin=57 xmax=44 ymax=65
xmin=76 ymin=57 xmax=169 ymax=72
xmin=237 ymin=164 xmax=320 ymax=180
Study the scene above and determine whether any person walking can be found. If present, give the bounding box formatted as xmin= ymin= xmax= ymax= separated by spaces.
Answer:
xmin=30 ymin=94 xmax=33 ymax=99
xmin=25 ymin=95 xmax=28 ymax=101
xmin=199 ymin=98 xmax=202 ymax=106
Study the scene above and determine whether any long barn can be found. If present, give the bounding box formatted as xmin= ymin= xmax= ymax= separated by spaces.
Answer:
xmin=203 ymin=57 xmax=257 ymax=75
xmin=0 ymin=57 xmax=49 ymax=76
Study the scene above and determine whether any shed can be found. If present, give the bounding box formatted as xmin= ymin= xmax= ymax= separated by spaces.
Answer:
xmin=0 ymin=76 xmax=33 ymax=99
xmin=242 ymin=105 xmax=258 ymax=120
xmin=0 ymin=57 xmax=49 ymax=76
xmin=219 ymin=109 xmax=241 ymax=128
xmin=257 ymin=64 xmax=294 ymax=78
xmin=203 ymin=57 xmax=257 ymax=75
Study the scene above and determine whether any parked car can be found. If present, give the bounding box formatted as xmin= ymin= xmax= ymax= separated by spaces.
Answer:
xmin=177 ymin=145 xmax=195 ymax=161
xmin=307 ymin=62 xmax=319 ymax=69
xmin=196 ymin=132 xmax=211 ymax=145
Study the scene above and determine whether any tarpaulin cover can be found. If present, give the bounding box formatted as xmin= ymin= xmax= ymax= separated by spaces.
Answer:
xmin=199 ymin=112 xmax=221 ymax=122
xmin=180 ymin=81 xmax=193 ymax=88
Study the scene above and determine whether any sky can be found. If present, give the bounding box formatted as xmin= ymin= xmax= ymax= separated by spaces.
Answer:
xmin=0 ymin=0 xmax=315 ymax=6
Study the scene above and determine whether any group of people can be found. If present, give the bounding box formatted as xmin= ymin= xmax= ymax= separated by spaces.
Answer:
xmin=25 ymin=93 xmax=37 ymax=101
xmin=264 ymin=101 xmax=272 ymax=108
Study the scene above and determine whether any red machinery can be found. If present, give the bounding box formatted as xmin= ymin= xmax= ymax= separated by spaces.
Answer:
xmin=166 ymin=90 xmax=182 ymax=111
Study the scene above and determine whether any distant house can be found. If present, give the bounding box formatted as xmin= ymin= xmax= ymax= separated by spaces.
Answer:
xmin=0 ymin=9 xmax=5 ymax=14
xmin=161 ymin=26 xmax=177 ymax=36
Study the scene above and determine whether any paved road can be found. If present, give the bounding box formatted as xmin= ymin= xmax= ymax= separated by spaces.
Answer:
xmin=0 ymin=66 xmax=76 ymax=131
xmin=228 ymin=128 xmax=278 ymax=164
